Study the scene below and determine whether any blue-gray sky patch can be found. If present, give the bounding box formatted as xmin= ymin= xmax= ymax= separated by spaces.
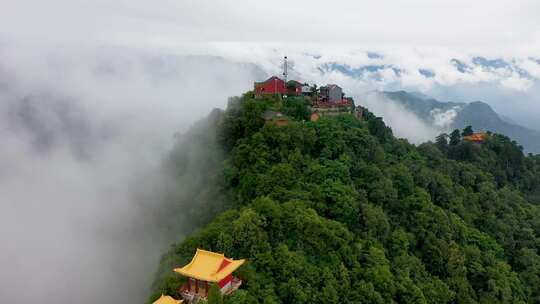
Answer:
xmin=472 ymin=57 xmax=509 ymax=69
xmin=419 ymin=69 xmax=435 ymax=78
xmin=367 ymin=52 xmax=382 ymax=59
xmin=320 ymin=62 xmax=401 ymax=80
xmin=451 ymin=59 xmax=470 ymax=73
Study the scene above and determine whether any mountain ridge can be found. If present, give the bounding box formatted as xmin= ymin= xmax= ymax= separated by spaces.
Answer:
xmin=379 ymin=90 xmax=540 ymax=153
xmin=149 ymin=90 xmax=540 ymax=304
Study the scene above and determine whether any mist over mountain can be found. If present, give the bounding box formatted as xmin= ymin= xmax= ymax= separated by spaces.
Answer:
xmin=150 ymin=90 xmax=540 ymax=304
xmin=0 ymin=46 xmax=263 ymax=304
xmin=3 ymin=1 xmax=540 ymax=303
xmin=2 ymin=43 xmax=540 ymax=303
xmin=376 ymin=90 xmax=540 ymax=153
xmin=228 ymin=50 xmax=540 ymax=135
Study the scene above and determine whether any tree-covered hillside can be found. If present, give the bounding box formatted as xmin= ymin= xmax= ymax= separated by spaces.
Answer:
xmin=149 ymin=91 xmax=540 ymax=304
xmin=380 ymin=90 xmax=540 ymax=154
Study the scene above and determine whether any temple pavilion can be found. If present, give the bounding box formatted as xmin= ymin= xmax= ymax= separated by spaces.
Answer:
xmin=153 ymin=294 xmax=183 ymax=304
xmin=175 ymin=249 xmax=245 ymax=301
xmin=463 ymin=132 xmax=488 ymax=144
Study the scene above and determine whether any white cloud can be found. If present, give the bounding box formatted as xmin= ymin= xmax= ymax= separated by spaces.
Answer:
xmin=0 ymin=44 xmax=261 ymax=304
xmin=431 ymin=106 xmax=461 ymax=129
xmin=2 ymin=0 xmax=540 ymax=53
xmin=517 ymin=59 xmax=540 ymax=79
xmin=362 ymin=92 xmax=439 ymax=143
xmin=500 ymin=73 xmax=534 ymax=91
xmin=2 ymin=2 xmax=540 ymax=303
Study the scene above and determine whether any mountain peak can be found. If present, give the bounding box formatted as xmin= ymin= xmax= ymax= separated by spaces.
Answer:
xmin=376 ymin=91 xmax=540 ymax=153
xmin=456 ymin=101 xmax=503 ymax=128
xmin=468 ymin=100 xmax=496 ymax=110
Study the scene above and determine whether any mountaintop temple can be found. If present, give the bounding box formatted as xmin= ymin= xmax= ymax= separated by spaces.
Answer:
xmin=175 ymin=249 xmax=246 ymax=301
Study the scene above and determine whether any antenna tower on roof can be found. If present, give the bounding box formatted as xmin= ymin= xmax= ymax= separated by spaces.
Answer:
xmin=283 ymin=56 xmax=288 ymax=83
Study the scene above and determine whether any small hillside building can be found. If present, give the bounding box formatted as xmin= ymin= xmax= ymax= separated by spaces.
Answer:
xmin=354 ymin=105 xmax=365 ymax=120
xmin=153 ymin=294 xmax=183 ymax=304
xmin=320 ymin=84 xmax=343 ymax=102
xmin=310 ymin=102 xmax=354 ymax=120
xmin=175 ymin=249 xmax=245 ymax=301
xmin=254 ymin=76 xmax=286 ymax=97
xmin=311 ymin=87 xmax=355 ymax=120
xmin=312 ymin=98 xmax=354 ymax=115
xmin=286 ymin=80 xmax=303 ymax=96
xmin=463 ymin=132 xmax=488 ymax=144
xmin=301 ymin=84 xmax=312 ymax=96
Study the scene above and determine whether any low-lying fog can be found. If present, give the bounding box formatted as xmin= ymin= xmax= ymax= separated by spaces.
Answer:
xmin=0 ymin=45 xmax=261 ymax=304
xmin=2 ymin=42 xmax=540 ymax=304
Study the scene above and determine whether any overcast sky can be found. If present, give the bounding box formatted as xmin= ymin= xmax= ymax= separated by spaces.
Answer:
xmin=2 ymin=2 xmax=540 ymax=304
xmin=2 ymin=0 xmax=540 ymax=53
xmin=4 ymin=0 xmax=540 ymax=101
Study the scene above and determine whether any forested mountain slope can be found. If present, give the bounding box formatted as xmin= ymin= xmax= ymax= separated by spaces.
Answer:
xmin=149 ymin=91 xmax=540 ymax=304
xmin=380 ymin=90 xmax=540 ymax=154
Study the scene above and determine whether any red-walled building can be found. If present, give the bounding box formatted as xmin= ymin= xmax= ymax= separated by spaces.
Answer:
xmin=286 ymin=80 xmax=303 ymax=96
xmin=254 ymin=76 xmax=286 ymax=97
xmin=175 ymin=249 xmax=245 ymax=301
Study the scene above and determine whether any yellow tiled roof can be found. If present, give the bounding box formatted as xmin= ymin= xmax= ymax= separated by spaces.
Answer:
xmin=463 ymin=132 xmax=488 ymax=142
xmin=174 ymin=249 xmax=245 ymax=282
xmin=153 ymin=294 xmax=183 ymax=304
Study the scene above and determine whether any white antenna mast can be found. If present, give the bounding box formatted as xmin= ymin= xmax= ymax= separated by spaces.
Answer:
xmin=283 ymin=56 xmax=288 ymax=83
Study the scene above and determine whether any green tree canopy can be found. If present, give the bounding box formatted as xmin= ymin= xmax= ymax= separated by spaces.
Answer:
xmin=149 ymin=92 xmax=540 ymax=304
xmin=208 ymin=283 xmax=223 ymax=304
xmin=462 ymin=125 xmax=474 ymax=137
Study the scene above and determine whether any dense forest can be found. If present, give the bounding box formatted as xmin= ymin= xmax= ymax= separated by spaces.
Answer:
xmin=149 ymin=91 xmax=540 ymax=303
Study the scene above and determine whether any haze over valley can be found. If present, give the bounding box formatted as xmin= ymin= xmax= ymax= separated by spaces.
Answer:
xmin=2 ymin=1 xmax=540 ymax=303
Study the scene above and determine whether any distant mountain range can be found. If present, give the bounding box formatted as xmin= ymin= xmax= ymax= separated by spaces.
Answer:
xmin=378 ymin=91 xmax=540 ymax=154
xmin=319 ymin=56 xmax=536 ymax=81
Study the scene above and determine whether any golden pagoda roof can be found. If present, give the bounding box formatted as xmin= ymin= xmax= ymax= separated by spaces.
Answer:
xmin=174 ymin=249 xmax=245 ymax=282
xmin=463 ymin=132 xmax=488 ymax=142
xmin=153 ymin=294 xmax=183 ymax=304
